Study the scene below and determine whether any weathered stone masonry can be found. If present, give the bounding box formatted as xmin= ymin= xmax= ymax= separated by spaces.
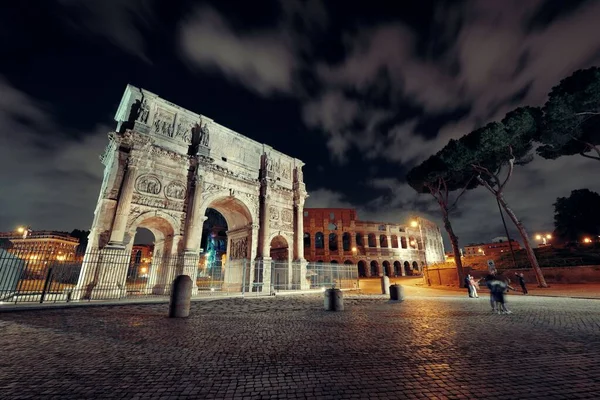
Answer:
xmin=73 ymin=85 xmax=308 ymax=299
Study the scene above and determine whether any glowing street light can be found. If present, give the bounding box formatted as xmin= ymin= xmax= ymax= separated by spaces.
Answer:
xmin=583 ymin=237 xmax=592 ymax=244
xmin=16 ymin=226 xmax=31 ymax=239
xmin=535 ymin=233 xmax=552 ymax=246
xmin=408 ymin=217 xmax=428 ymax=274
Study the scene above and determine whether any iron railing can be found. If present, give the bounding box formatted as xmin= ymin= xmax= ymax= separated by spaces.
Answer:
xmin=0 ymin=247 xmax=358 ymax=304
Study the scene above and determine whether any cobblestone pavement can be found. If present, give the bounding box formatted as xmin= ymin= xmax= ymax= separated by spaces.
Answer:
xmin=1 ymin=287 xmax=600 ymax=399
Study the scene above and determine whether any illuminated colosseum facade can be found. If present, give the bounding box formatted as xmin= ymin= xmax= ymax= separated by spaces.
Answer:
xmin=303 ymin=208 xmax=446 ymax=277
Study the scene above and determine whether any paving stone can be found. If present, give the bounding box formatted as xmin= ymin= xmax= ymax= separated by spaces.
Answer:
xmin=0 ymin=289 xmax=599 ymax=399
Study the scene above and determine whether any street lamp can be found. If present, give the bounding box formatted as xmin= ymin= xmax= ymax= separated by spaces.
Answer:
xmin=17 ymin=226 xmax=31 ymax=239
xmin=409 ymin=217 xmax=427 ymax=272
xmin=478 ymin=248 xmax=485 ymax=256
xmin=535 ymin=233 xmax=552 ymax=246
xmin=583 ymin=237 xmax=592 ymax=244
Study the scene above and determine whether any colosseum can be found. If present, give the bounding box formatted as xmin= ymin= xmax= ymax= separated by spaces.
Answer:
xmin=303 ymin=208 xmax=446 ymax=277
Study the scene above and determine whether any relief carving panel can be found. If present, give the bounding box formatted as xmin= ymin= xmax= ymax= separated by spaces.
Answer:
xmin=136 ymin=174 xmax=162 ymax=196
xmin=230 ymin=237 xmax=249 ymax=260
xmin=267 ymin=157 xmax=292 ymax=181
xmin=281 ymin=209 xmax=293 ymax=224
xmin=269 ymin=206 xmax=279 ymax=221
xmin=152 ymin=107 xmax=176 ymax=138
xmin=165 ymin=181 xmax=186 ymax=200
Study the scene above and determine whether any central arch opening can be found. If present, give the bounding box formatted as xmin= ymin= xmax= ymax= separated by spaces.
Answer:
xmin=199 ymin=196 xmax=253 ymax=292
xmin=200 ymin=208 xmax=228 ymax=278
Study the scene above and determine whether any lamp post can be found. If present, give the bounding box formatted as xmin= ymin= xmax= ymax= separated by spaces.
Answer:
xmin=535 ymin=233 xmax=552 ymax=246
xmin=410 ymin=217 xmax=427 ymax=273
xmin=17 ymin=226 xmax=32 ymax=240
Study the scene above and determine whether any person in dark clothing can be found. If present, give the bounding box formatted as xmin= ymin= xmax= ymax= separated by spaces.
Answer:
xmin=484 ymin=274 xmax=497 ymax=312
xmin=515 ymin=272 xmax=528 ymax=294
xmin=487 ymin=274 xmax=516 ymax=314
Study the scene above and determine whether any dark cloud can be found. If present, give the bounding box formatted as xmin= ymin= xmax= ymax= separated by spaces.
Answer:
xmin=2 ymin=0 xmax=600 ymax=253
xmin=58 ymin=0 xmax=157 ymax=63
xmin=0 ymin=79 xmax=107 ymax=231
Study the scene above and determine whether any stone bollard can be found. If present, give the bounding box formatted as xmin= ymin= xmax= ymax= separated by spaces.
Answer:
xmin=324 ymin=288 xmax=344 ymax=311
xmin=169 ymin=275 xmax=193 ymax=318
xmin=381 ymin=276 xmax=390 ymax=295
xmin=389 ymin=284 xmax=404 ymax=302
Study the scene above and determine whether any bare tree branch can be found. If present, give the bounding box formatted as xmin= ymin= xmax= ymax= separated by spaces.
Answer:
xmin=471 ymin=164 xmax=501 ymax=189
xmin=498 ymin=146 xmax=514 ymax=191
xmin=475 ymin=174 xmax=498 ymax=196
xmin=579 ymin=151 xmax=600 ymax=161
xmin=448 ymin=175 xmax=475 ymax=212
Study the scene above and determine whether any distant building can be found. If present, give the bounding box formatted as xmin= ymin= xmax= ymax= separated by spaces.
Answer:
xmin=464 ymin=239 xmax=521 ymax=257
xmin=0 ymin=230 xmax=80 ymax=275
xmin=129 ymin=244 xmax=154 ymax=279
xmin=303 ymin=208 xmax=445 ymax=277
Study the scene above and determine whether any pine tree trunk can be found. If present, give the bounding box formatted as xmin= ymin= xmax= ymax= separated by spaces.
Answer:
xmin=441 ymin=210 xmax=465 ymax=285
xmin=497 ymin=194 xmax=548 ymax=287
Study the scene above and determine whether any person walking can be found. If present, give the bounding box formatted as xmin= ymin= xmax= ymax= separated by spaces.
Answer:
xmin=515 ymin=272 xmax=528 ymax=294
xmin=469 ymin=275 xmax=479 ymax=298
xmin=487 ymin=274 xmax=516 ymax=314
xmin=485 ymin=274 xmax=497 ymax=312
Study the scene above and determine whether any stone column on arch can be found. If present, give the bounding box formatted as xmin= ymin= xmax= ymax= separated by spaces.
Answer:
xmin=181 ymin=174 xmax=207 ymax=296
xmin=256 ymin=186 xmax=272 ymax=293
xmin=87 ymin=156 xmax=138 ymax=300
xmin=294 ymin=199 xmax=309 ymax=290
xmin=247 ymin=223 xmax=260 ymax=292
xmin=294 ymin=201 xmax=305 ymax=262
xmin=108 ymin=157 xmax=138 ymax=247
xmin=184 ymin=175 xmax=205 ymax=253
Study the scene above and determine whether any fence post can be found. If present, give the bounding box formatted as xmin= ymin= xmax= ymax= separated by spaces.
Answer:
xmin=40 ymin=267 xmax=54 ymax=304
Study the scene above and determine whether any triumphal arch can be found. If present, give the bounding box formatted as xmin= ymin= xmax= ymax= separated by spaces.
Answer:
xmin=74 ymin=85 xmax=307 ymax=299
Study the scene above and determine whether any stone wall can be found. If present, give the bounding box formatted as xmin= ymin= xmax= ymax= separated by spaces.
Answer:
xmin=424 ymin=264 xmax=460 ymax=287
xmin=488 ymin=266 xmax=600 ymax=284
xmin=429 ymin=264 xmax=600 ymax=286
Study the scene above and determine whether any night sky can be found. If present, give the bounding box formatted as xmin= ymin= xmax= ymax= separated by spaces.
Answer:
xmin=1 ymin=0 xmax=600 ymax=249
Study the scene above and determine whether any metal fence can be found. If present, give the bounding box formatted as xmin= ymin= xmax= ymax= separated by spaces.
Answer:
xmin=0 ymin=247 xmax=358 ymax=304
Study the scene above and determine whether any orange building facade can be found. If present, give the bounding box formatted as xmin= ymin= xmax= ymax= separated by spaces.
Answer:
xmin=464 ymin=239 xmax=521 ymax=257
xmin=0 ymin=230 xmax=80 ymax=275
xmin=303 ymin=208 xmax=446 ymax=277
